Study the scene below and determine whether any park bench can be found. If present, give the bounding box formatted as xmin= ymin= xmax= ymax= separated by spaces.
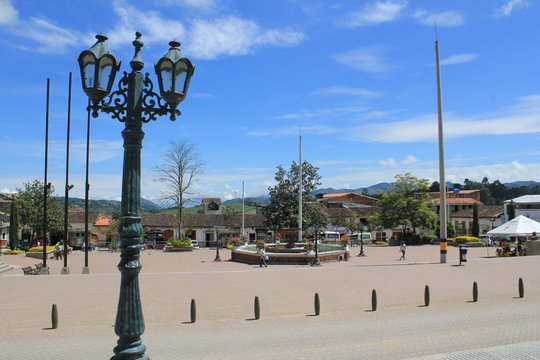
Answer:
xmin=34 ymin=263 xmax=49 ymax=273
xmin=22 ymin=266 xmax=37 ymax=275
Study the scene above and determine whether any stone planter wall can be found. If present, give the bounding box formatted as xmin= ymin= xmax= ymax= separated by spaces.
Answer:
xmin=231 ymin=249 xmax=349 ymax=265
xmin=163 ymin=246 xmax=193 ymax=252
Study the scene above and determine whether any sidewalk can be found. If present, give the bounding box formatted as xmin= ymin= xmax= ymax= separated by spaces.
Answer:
xmin=1 ymin=245 xmax=538 ymax=359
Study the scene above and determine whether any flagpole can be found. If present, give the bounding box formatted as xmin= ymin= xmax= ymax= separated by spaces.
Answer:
xmin=435 ymin=40 xmax=447 ymax=263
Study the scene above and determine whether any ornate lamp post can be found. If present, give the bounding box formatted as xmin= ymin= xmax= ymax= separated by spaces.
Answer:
xmin=312 ymin=226 xmax=321 ymax=266
xmin=214 ymin=227 xmax=221 ymax=262
xmin=77 ymin=32 xmax=194 ymax=360
xmin=358 ymin=225 xmax=366 ymax=256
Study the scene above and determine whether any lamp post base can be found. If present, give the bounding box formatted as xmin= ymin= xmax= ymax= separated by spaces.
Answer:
xmin=61 ymin=267 xmax=70 ymax=275
xmin=81 ymin=266 xmax=90 ymax=274
xmin=38 ymin=268 xmax=50 ymax=275
xmin=213 ymin=256 xmax=221 ymax=262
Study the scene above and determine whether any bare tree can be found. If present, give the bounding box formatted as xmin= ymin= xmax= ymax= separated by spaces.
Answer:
xmin=155 ymin=141 xmax=204 ymax=238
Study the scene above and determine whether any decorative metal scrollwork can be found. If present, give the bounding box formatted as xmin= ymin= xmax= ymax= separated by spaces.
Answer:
xmin=88 ymin=71 xmax=180 ymax=122
xmin=100 ymin=72 xmax=129 ymax=121
xmin=141 ymin=73 xmax=180 ymax=122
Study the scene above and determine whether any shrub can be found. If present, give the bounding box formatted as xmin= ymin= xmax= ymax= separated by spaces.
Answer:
xmin=256 ymin=240 xmax=266 ymax=249
xmin=28 ymin=246 xmax=57 ymax=253
xmin=3 ymin=250 xmax=24 ymax=255
xmin=339 ymin=235 xmax=350 ymax=246
xmin=166 ymin=238 xmax=192 ymax=247
xmin=304 ymin=240 xmax=314 ymax=250
xmin=229 ymin=237 xmax=241 ymax=247
xmin=455 ymin=236 xmax=480 ymax=243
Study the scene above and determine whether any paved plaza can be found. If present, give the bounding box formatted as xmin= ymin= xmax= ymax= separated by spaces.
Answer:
xmin=1 ymin=244 xmax=539 ymax=359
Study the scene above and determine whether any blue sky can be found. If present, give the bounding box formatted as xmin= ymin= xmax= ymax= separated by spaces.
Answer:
xmin=1 ymin=0 xmax=539 ymax=204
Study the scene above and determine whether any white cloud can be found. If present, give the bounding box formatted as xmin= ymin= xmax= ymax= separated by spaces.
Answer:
xmin=109 ymin=1 xmax=304 ymax=59
xmin=158 ymin=0 xmax=217 ymax=10
xmin=414 ymin=9 xmax=466 ymax=27
xmin=493 ymin=0 xmax=531 ymax=18
xmin=440 ymin=53 xmax=479 ymax=66
xmin=331 ymin=45 xmax=395 ymax=73
xmin=0 ymin=0 xmax=17 ymax=25
xmin=342 ymin=1 xmax=407 ymax=27
xmin=273 ymin=105 xmax=367 ymax=120
xmin=6 ymin=17 xmax=84 ymax=53
xmin=247 ymin=125 xmax=339 ymax=137
xmin=379 ymin=157 xmax=398 ymax=167
xmin=312 ymin=86 xmax=382 ymax=98
xmin=346 ymin=94 xmax=540 ymax=143
xmin=401 ymin=155 xmax=418 ymax=165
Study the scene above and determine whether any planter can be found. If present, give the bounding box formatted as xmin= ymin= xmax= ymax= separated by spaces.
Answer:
xmin=164 ymin=246 xmax=193 ymax=252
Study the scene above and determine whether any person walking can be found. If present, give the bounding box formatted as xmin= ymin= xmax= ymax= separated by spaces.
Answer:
xmin=399 ymin=242 xmax=406 ymax=261
xmin=258 ymin=247 xmax=268 ymax=267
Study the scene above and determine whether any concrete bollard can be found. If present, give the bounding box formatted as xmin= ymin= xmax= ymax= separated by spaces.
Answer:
xmin=424 ymin=285 xmax=430 ymax=307
xmin=472 ymin=281 xmax=478 ymax=302
xmin=190 ymin=299 xmax=196 ymax=323
xmin=314 ymin=293 xmax=320 ymax=316
xmin=518 ymin=278 xmax=524 ymax=298
xmin=371 ymin=289 xmax=377 ymax=311
xmin=51 ymin=304 xmax=58 ymax=329
xmin=254 ymin=296 xmax=260 ymax=320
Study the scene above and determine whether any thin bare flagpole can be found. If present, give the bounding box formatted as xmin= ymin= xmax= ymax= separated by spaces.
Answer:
xmin=298 ymin=133 xmax=303 ymax=243
xmin=435 ymin=40 xmax=448 ymax=264
xmin=63 ymin=72 xmax=73 ymax=273
xmin=41 ymin=78 xmax=51 ymax=274
xmin=83 ymin=98 xmax=91 ymax=274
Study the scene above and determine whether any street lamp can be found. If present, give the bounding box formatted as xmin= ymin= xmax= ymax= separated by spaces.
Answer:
xmin=214 ymin=227 xmax=221 ymax=262
xmin=358 ymin=225 xmax=366 ymax=257
xmin=77 ymin=32 xmax=194 ymax=360
xmin=312 ymin=226 xmax=321 ymax=266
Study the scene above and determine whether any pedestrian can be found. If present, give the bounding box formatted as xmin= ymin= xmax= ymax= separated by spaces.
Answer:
xmin=258 ymin=247 xmax=268 ymax=267
xmin=55 ymin=242 xmax=63 ymax=260
xmin=399 ymin=242 xmax=406 ymax=260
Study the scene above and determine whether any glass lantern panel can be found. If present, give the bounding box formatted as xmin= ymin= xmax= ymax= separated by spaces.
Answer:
xmin=82 ymin=54 xmax=96 ymax=89
xmin=174 ymin=62 xmax=188 ymax=92
xmin=98 ymin=57 xmax=114 ymax=90
xmin=160 ymin=61 xmax=174 ymax=92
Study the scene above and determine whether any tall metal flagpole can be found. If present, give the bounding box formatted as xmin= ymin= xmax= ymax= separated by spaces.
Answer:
xmin=62 ymin=72 xmax=73 ymax=274
xmin=241 ymin=181 xmax=245 ymax=242
xmin=40 ymin=78 xmax=51 ymax=275
xmin=435 ymin=40 xmax=447 ymax=264
xmin=82 ymin=98 xmax=91 ymax=274
xmin=298 ymin=134 xmax=303 ymax=243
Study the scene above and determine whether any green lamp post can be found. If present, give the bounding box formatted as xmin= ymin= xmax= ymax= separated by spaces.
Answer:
xmin=77 ymin=32 xmax=194 ymax=360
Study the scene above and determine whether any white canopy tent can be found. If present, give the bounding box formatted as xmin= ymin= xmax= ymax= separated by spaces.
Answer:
xmin=487 ymin=215 xmax=540 ymax=237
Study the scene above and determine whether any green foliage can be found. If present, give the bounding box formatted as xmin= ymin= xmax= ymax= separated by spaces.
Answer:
xmin=166 ymin=237 xmax=192 ymax=247
xmin=472 ymin=204 xmax=480 ymax=237
xmin=373 ymin=173 xmax=438 ymax=234
xmin=256 ymin=239 xmax=266 ymax=249
xmin=17 ymin=180 xmax=63 ymax=242
xmin=9 ymin=199 xmax=19 ymax=250
xmin=454 ymin=236 xmax=479 ymax=243
xmin=263 ymin=161 xmax=327 ymax=230
xmin=508 ymin=201 xmax=516 ymax=220
xmin=435 ymin=219 xmax=456 ymax=238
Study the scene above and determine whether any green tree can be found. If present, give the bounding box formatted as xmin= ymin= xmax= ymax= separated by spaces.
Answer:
xmin=9 ymin=199 xmax=20 ymax=250
xmin=263 ymin=161 xmax=327 ymax=231
xmin=17 ymin=180 xmax=63 ymax=244
xmin=374 ymin=173 xmax=438 ymax=234
xmin=472 ymin=203 xmax=480 ymax=237
xmin=508 ymin=200 xmax=516 ymax=220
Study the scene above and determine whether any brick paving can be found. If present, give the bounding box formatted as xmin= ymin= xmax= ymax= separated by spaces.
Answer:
xmin=1 ymin=245 xmax=539 ymax=359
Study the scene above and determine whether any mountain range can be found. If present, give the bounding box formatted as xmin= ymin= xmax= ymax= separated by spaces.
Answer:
xmin=61 ymin=181 xmax=540 ymax=213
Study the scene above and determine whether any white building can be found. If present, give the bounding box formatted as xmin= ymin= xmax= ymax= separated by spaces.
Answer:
xmin=503 ymin=195 xmax=540 ymax=223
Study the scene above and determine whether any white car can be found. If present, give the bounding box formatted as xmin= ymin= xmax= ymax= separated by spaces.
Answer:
xmin=191 ymin=240 xmax=199 ymax=248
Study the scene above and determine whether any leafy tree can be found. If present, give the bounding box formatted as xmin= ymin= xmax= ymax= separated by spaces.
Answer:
xmin=472 ymin=203 xmax=480 ymax=237
xmin=222 ymin=206 xmax=240 ymax=233
xmin=17 ymin=180 xmax=63 ymax=244
xmin=508 ymin=201 xmax=516 ymax=220
xmin=263 ymin=161 xmax=327 ymax=231
xmin=429 ymin=181 xmax=440 ymax=192
xmin=374 ymin=173 xmax=438 ymax=234
xmin=9 ymin=199 xmax=19 ymax=250
xmin=154 ymin=141 xmax=205 ymax=238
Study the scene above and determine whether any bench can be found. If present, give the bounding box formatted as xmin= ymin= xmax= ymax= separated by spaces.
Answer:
xmin=22 ymin=266 xmax=37 ymax=275
xmin=34 ymin=263 xmax=49 ymax=273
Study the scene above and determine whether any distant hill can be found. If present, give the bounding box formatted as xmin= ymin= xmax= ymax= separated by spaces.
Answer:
xmin=314 ymin=182 xmax=394 ymax=196
xmin=504 ymin=181 xmax=540 ymax=189
xmin=59 ymin=197 xmax=162 ymax=214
